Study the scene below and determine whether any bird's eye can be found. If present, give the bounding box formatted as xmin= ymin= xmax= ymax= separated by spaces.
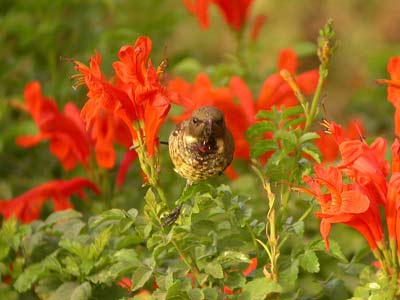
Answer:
xmin=192 ymin=117 xmax=199 ymax=124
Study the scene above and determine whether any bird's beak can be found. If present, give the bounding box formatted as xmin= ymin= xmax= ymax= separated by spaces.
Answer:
xmin=204 ymin=120 xmax=212 ymax=137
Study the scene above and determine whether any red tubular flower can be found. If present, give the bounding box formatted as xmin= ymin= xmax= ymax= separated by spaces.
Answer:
xmin=256 ymin=49 xmax=319 ymax=111
xmin=183 ymin=0 xmax=254 ymax=31
xmin=300 ymin=165 xmax=383 ymax=250
xmin=315 ymin=120 xmax=365 ymax=163
xmin=75 ymin=36 xmax=171 ymax=157
xmin=377 ymin=56 xmax=400 ymax=136
xmin=0 ymin=178 xmax=100 ymax=223
xmin=387 ymin=173 xmax=400 ymax=242
xmin=16 ymin=82 xmax=91 ymax=171
xmin=242 ymin=257 xmax=257 ymax=276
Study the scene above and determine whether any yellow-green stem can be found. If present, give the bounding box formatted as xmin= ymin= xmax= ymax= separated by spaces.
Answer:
xmin=304 ymin=67 xmax=327 ymax=131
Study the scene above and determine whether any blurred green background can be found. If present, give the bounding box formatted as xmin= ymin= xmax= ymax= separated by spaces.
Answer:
xmin=1 ymin=0 xmax=400 ymax=198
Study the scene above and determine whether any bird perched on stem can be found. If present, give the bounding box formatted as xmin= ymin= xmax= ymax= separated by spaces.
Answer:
xmin=169 ymin=106 xmax=234 ymax=184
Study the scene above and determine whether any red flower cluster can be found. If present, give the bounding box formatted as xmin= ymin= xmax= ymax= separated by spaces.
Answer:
xmin=300 ymin=121 xmax=400 ymax=253
xmin=169 ymin=48 xmax=319 ymax=177
xmin=74 ymin=36 xmax=171 ymax=157
xmin=0 ymin=179 xmax=100 ymax=223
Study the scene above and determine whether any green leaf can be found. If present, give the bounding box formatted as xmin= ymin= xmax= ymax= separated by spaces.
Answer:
xmin=165 ymin=281 xmax=190 ymax=300
xmin=131 ymin=265 xmax=153 ymax=292
xmin=284 ymin=116 xmax=306 ymax=129
xmin=71 ymin=282 xmax=92 ymax=300
xmin=202 ymin=288 xmax=218 ymax=300
xmin=282 ymin=105 xmax=303 ymax=119
xmin=302 ymin=146 xmax=321 ymax=163
xmin=309 ymin=239 xmax=348 ymax=263
xmin=299 ymin=132 xmax=320 ymax=144
xmin=47 ymin=282 xmax=79 ymax=300
xmin=273 ymin=130 xmax=297 ymax=145
xmin=14 ymin=263 xmax=43 ymax=292
xmin=255 ymin=110 xmax=276 ymax=120
xmin=241 ymin=278 xmax=282 ymax=300
xmin=246 ymin=121 xmax=275 ymax=139
xmin=250 ymin=140 xmax=278 ymax=158
xmin=279 ymin=259 xmax=299 ymax=290
xmin=45 ymin=210 xmax=82 ymax=225
xmin=299 ymin=250 xmax=320 ymax=273
xmin=204 ymin=262 xmax=223 ymax=279
xmin=88 ymin=209 xmax=128 ymax=229
xmin=188 ymin=288 xmax=204 ymax=300
xmin=292 ymin=220 xmax=304 ymax=236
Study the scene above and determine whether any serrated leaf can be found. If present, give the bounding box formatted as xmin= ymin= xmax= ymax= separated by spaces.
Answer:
xmin=216 ymin=251 xmax=250 ymax=266
xmin=302 ymin=146 xmax=321 ymax=163
xmin=45 ymin=210 xmax=82 ymax=225
xmin=241 ymin=278 xmax=282 ymax=300
xmin=284 ymin=116 xmax=306 ymax=129
xmin=89 ymin=209 xmax=127 ymax=229
xmin=14 ymin=263 xmax=43 ymax=292
xmin=292 ymin=220 xmax=304 ymax=236
xmin=250 ymin=140 xmax=278 ymax=158
xmin=131 ymin=265 xmax=153 ymax=292
xmin=299 ymin=250 xmax=320 ymax=273
xmin=273 ymin=130 xmax=297 ymax=144
xmin=279 ymin=259 xmax=299 ymax=290
xmin=188 ymin=288 xmax=204 ymax=300
xmin=47 ymin=282 xmax=79 ymax=300
xmin=309 ymin=239 xmax=348 ymax=263
xmin=71 ymin=282 xmax=92 ymax=300
xmin=299 ymin=132 xmax=320 ymax=144
xmin=246 ymin=121 xmax=275 ymax=139
xmin=202 ymin=288 xmax=218 ymax=300
xmin=255 ymin=110 xmax=276 ymax=120
xmin=204 ymin=262 xmax=223 ymax=279
xmin=282 ymin=105 xmax=303 ymax=119
xmin=166 ymin=281 xmax=190 ymax=300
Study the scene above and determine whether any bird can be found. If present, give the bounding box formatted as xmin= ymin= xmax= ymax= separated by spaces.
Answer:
xmin=169 ymin=106 xmax=234 ymax=184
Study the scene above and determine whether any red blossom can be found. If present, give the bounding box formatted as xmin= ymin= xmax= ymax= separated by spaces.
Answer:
xmin=242 ymin=257 xmax=257 ymax=276
xmin=315 ymin=120 xmax=365 ymax=163
xmin=183 ymin=0 xmax=255 ymax=31
xmin=16 ymin=82 xmax=91 ymax=171
xmin=0 ymin=179 xmax=100 ymax=223
xmin=75 ymin=36 xmax=171 ymax=157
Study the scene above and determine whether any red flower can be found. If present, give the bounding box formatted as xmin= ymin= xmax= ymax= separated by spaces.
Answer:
xmin=16 ymin=82 xmax=91 ymax=171
xmin=257 ymin=49 xmax=319 ymax=111
xmin=183 ymin=0 xmax=255 ymax=31
xmin=75 ymin=36 xmax=171 ymax=157
xmin=301 ymin=165 xmax=383 ymax=250
xmin=377 ymin=56 xmax=400 ymax=136
xmin=242 ymin=257 xmax=257 ymax=276
xmin=315 ymin=120 xmax=365 ymax=163
xmin=0 ymin=178 xmax=100 ymax=223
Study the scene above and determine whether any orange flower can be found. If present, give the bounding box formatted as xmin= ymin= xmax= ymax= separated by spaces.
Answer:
xmin=75 ymin=36 xmax=171 ymax=157
xmin=183 ymin=0 xmax=255 ymax=31
xmin=257 ymin=49 xmax=319 ymax=111
xmin=315 ymin=120 xmax=364 ymax=163
xmin=377 ymin=56 xmax=400 ymax=136
xmin=301 ymin=165 xmax=383 ymax=250
xmin=0 ymin=178 xmax=100 ymax=223
xmin=16 ymin=82 xmax=91 ymax=171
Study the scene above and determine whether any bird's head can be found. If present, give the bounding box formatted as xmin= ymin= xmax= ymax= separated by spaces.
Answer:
xmin=184 ymin=106 xmax=226 ymax=143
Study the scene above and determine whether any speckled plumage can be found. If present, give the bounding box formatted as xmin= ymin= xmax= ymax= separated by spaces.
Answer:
xmin=169 ymin=106 xmax=234 ymax=183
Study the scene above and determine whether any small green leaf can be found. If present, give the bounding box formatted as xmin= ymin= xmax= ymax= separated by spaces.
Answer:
xmin=47 ymin=282 xmax=79 ymax=300
xmin=89 ymin=209 xmax=127 ymax=229
xmin=45 ymin=210 xmax=82 ymax=225
xmin=255 ymin=110 xmax=276 ymax=120
xmin=299 ymin=132 xmax=320 ymax=144
xmin=14 ymin=264 xmax=43 ymax=292
xmin=246 ymin=121 xmax=275 ymax=138
xmin=202 ymin=288 xmax=218 ymax=300
xmin=292 ymin=220 xmax=304 ymax=236
xmin=131 ymin=265 xmax=153 ymax=292
xmin=166 ymin=281 xmax=190 ymax=300
xmin=241 ymin=278 xmax=282 ymax=300
xmin=71 ymin=282 xmax=92 ymax=300
xmin=204 ymin=262 xmax=223 ymax=279
xmin=302 ymin=146 xmax=321 ymax=163
xmin=279 ymin=259 xmax=299 ymax=290
xmin=284 ymin=116 xmax=306 ymax=129
xmin=299 ymin=250 xmax=320 ymax=273
xmin=188 ymin=288 xmax=204 ymax=300
xmin=250 ymin=140 xmax=278 ymax=158
xmin=282 ymin=105 xmax=303 ymax=119
xmin=273 ymin=130 xmax=297 ymax=145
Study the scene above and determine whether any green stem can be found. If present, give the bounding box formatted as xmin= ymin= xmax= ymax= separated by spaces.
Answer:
xmin=304 ymin=66 xmax=327 ymax=131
